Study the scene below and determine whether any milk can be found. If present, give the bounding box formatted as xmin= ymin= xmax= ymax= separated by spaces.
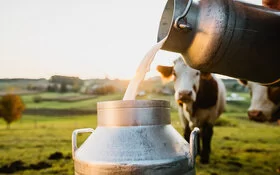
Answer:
xmin=123 ymin=37 xmax=167 ymax=100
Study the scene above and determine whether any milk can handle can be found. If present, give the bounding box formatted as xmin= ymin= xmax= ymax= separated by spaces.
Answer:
xmin=72 ymin=128 xmax=95 ymax=159
xmin=189 ymin=127 xmax=199 ymax=168
xmin=174 ymin=0 xmax=193 ymax=30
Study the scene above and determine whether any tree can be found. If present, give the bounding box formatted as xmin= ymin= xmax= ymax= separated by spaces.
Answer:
xmin=0 ymin=94 xmax=25 ymax=129
xmin=60 ymin=83 xmax=67 ymax=93
xmin=49 ymin=75 xmax=83 ymax=92
xmin=47 ymin=84 xmax=59 ymax=92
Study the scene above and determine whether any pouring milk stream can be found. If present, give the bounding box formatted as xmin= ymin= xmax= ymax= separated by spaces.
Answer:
xmin=123 ymin=37 xmax=167 ymax=100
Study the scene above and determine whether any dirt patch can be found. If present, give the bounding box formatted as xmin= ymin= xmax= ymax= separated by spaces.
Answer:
xmin=222 ymin=137 xmax=248 ymax=143
xmin=221 ymin=155 xmax=227 ymax=159
xmin=64 ymin=153 xmax=72 ymax=160
xmin=0 ymin=160 xmax=26 ymax=173
xmin=0 ymin=160 xmax=52 ymax=173
xmin=223 ymin=136 xmax=231 ymax=140
xmin=48 ymin=152 xmax=72 ymax=160
xmin=227 ymin=161 xmax=243 ymax=168
xmin=29 ymin=161 xmax=51 ymax=170
xmin=245 ymin=148 xmax=266 ymax=153
xmin=48 ymin=152 xmax=64 ymax=160
xmin=211 ymin=173 xmax=218 ymax=175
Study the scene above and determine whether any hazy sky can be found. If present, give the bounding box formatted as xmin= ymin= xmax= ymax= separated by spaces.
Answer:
xmin=0 ymin=0 xmax=261 ymax=80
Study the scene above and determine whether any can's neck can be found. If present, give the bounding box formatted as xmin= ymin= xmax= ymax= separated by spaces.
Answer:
xmin=97 ymin=100 xmax=171 ymax=126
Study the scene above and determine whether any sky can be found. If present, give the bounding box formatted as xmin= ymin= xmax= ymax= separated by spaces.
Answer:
xmin=0 ymin=0 xmax=261 ymax=80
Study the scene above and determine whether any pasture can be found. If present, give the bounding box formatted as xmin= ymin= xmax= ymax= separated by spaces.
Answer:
xmin=0 ymin=92 xmax=280 ymax=175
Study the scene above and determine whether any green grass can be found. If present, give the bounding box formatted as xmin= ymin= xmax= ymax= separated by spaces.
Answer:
xmin=0 ymin=93 xmax=280 ymax=175
xmin=21 ymin=92 xmax=124 ymax=110
xmin=198 ymin=114 xmax=280 ymax=175
xmin=0 ymin=115 xmax=94 ymax=175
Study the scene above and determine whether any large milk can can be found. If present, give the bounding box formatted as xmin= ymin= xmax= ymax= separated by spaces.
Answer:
xmin=72 ymin=100 xmax=199 ymax=175
xmin=158 ymin=0 xmax=280 ymax=86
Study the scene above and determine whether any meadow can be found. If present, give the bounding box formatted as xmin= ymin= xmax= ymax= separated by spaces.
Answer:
xmin=0 ymin=92 xmax=280 ymax=175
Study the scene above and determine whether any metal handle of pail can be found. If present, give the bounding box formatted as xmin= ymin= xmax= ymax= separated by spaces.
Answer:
xmin=72 ymin=128 xmax=95 ymax=159
xmin=174 ymin=0 xmax=193 ymax=31
xmin=189 ymin=127 xmax=200 ymax=168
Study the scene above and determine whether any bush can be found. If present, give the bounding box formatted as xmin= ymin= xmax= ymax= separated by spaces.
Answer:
xmin=33 ymin=96 xmax=42 ymax=103
xmin=91 ymin=85 xmax=116 ymax=95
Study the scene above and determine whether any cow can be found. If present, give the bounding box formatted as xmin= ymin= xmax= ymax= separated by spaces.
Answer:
xmin=157 ymin=58 xmax=226 ymax=164
xmin=262 ymin=0 xmax=280 ymax=9
xmin=238 ymin=80 xmax=280 ymax=123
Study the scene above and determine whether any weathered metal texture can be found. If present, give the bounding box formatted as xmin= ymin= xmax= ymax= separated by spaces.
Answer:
xmin=158 ymin=0 xmax=280 ymax=85
xmin=72 ymin=100 xmax=199 ymax=175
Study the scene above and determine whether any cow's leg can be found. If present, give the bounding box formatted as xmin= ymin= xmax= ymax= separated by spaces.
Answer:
xmin=200 ymin=123 xmax=213 ymax=164
xmin=178 ymin=107 xmax=189 ymax=140
xmin=178 ymin=107 xmax=201 ymax=154
xmin=184 ymin=125 xmax=192 ymax=142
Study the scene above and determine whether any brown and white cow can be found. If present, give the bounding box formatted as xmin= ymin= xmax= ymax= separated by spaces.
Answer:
xmin=157 ymin=58 xmax=226 ymax=164
xmin=239 ymin=80 xmax=280 ymax=123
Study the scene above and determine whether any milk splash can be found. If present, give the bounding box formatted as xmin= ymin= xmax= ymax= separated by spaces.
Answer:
xmin=123 ymin=37 xmax=167 ymax=100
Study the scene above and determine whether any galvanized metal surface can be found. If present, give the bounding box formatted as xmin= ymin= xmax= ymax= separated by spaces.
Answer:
xmin=158 ymin=0 xmax=280 ymax=85
xmin=72 ymin=100 xmax=199 ymax=175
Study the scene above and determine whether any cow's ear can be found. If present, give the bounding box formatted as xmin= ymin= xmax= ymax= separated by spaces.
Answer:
xmin=156 ymin=65 xmax=174 ymax=83
xmin=238 ymin=79 xmax=248 ymax=86
xmin=157 ymin=65 xmax=174 ymax=78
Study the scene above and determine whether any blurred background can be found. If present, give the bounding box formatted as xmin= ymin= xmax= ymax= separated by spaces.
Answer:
xmin=0 ymin=0 xmax=261 ymax=80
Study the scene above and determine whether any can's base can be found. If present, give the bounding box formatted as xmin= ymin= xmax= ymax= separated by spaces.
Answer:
xmin=74 ymin=158 xmax=195 ymax=175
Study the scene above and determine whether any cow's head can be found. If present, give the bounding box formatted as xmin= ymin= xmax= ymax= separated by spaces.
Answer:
xmin=239 ymin=80 xmax=280 ymax=122
xmin=157 ymin=58 xmax=201 ymax=106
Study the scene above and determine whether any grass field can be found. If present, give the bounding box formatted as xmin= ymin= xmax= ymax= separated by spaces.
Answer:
xmin=0 ymin=93 xmax=280 ymax=175
xmin=21 ymin=92 xmax=124 ymax=110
